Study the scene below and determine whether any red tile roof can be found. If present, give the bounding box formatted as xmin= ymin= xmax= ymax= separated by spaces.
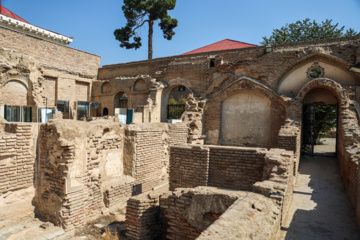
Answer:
xmin=182 ymin=39 xmax=257 ymax=55
xmin=0 ymin=6 xmax=29 ymax=23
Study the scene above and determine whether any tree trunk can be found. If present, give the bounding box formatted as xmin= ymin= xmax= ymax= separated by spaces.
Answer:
xmin=148 ymin=20 xmax=154 ymax=60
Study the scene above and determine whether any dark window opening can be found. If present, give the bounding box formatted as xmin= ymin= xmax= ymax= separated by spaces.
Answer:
xmin=178 ymin=85 xmax=186 ymax=92
xmin=57 ymin=100 xmax=70 ymax=119
xmin=209 ymin=59 xmax=215 ymax=68
xmin=103 ymin=108 xmax=109 ymax=116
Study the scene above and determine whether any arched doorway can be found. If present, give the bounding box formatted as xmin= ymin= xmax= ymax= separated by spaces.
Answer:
xmin=103 ymin=108 xmax=109 ymax=116
xmin=167 ymin=85 xmax=191 ymax=120
xmin=114 ymin=92 xmax=128 ymax=109
xmin=301 ymin=88 xmax=338 ymax=157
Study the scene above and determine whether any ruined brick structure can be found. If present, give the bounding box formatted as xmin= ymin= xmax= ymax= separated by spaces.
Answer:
xmin=1 ymin=6 xmax=360 ymax=239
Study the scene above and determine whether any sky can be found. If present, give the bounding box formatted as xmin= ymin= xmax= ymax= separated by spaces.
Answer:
xmin=2 ymin=0 xmax=360 ymax=66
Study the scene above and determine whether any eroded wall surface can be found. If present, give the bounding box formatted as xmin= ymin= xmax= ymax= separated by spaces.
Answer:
xmin=0 ymin=26 xmax=101 ymax=121
xmin=125 ymin=187 xmax=282 ymax=240
xmin=0 ymin=122 xmax=39 ymax=195
xmin=35 ymin=120 xmax=188 ymax=231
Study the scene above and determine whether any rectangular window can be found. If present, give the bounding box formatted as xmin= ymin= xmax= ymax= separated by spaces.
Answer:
xmin=77 ymin=101 xmax=90 ymax=120
xmin=4 ymin=105 xmax=32 ymax=122
xmin=57 ymin=100 xmax=70 ymax=119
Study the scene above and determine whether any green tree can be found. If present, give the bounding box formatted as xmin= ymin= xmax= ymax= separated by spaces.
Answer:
xmin=114 ymin=0 xmax=178 ymax=60
xmin=261 ymin=18 xmax=358 ymax=45
xmin=315 ymin=105 xmax=337 ymax=144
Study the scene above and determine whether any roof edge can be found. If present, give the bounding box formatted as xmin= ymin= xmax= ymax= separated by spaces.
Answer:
xmin=0 ymin=13 xmax=73 ymax=45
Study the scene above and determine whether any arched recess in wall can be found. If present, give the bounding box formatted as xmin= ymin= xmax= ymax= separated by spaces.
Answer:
xmin=114 ymin=91 xmax=128 ymax=109
xmin=296 ymin=78 xmax=345 ymax=157
xmin=133 ymin=79 xmax=147 ymax=92
xmin=221 ymin=91 xmax=271 ymax=147
xmin=204 ymin=77 xmax=286 ymax=148
xmin=1 ymin=80 xmax=29 ymax=106
xmin=101 ymin=82 xmax=112 ymax=94
xmin=276 ymin=54 xmax=358 ymax=97
xmin=160 ymin=80 xmax=193 ymax=122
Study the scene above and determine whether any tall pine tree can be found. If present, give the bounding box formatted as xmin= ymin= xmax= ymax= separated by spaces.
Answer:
xmin=114 ymin=0 xmax=178 ymax=60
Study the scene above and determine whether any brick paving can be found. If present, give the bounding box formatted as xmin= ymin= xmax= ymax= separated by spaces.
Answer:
xmin=279 ymin=155 xmax=360 ymax=240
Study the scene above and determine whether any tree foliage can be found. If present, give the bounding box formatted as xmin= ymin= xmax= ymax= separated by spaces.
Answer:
xmin=261 ymin=18 xmax=358 ymax=45
xmin=114 ymin=0 xmax=178 ymax=59
xmin=314 ymin=105 xmax=337 ymax=144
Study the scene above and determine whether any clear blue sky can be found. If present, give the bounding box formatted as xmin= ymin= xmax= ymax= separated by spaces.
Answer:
xmin=2 ymin=0 xmax=360 ymax=66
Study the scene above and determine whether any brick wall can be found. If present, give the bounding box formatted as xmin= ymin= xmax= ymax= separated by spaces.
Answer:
xmin=126 ymin=192 xmax=161 ymax=240
xmin=0 ymin=123 xmax=38 ymax=195
xmin=168 ymin=123 xmax=189 ymax=145
xmin=169 ymin=144 xmax=267 ymax=191
xmin=208 ymin=146 xmax=265 ymax=191
xmin=36 ymin=121 xmax=188 ymax=231
xmin=170 ymin=145 xmax=209 ymax=190
xmin=0 ymin=81 xmax=28 ymax=106
xmin=278 ymin=125 xmax=301 ymax=176
xmin=75 ymin=81 xmax=89 ymax=102
xmin=36 ymin=120 xmax=126 ymax=231
xmin=0 ymin=27 xmax=100 ymax=77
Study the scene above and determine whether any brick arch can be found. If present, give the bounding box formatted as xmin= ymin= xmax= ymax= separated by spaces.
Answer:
xmin=275 ymin=53 xmax=357 ymax=94
xmin=101 ymin=82 xmax=111 ymax=93
xmin=295 ymin=78 xmax=348 ymax=107
xmin=161 ymin=79 xmax=193 ymax=122
xmin=1 ymin=80 xmax=29 ymax=106
xmin=204 ymin=77 xmax=286 ymax=148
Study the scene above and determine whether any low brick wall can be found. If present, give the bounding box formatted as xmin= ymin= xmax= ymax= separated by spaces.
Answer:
xmin=208 ymin=146 xmax=265 ymax=190
xmin=170 ymin=144 xmax=268 ymax=191
xmin=125 ymin=187 xmax=281 ymax=240
xmin=169 ymin=145 xmax=209 ymax=190
xmin=278 ymin=124 xmax=301 ymax=177
xmin=0 ymin=123 xmax=38 ymax=195
xmin=125 ymin=192 xmax=161 ymax=240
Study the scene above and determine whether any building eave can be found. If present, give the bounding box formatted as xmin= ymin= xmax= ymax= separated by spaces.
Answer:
xmin=0 ymin=13 xmax=73 ymax=45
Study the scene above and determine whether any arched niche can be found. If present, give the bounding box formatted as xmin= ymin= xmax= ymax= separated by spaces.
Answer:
xmin=278 ymin=60 xmax=357 ymax=97
xmin=114 ymin=91 xmax=128 ymax=109
xmin=221 ymin=91 xmax=271 ymax=147
xmin=1 ymin=80 xmax=28 ymax=105
xmin=133 ymin=79 xmax=147 ymax=92
xmin=101 ymin=82 xmax=112 ymax=94
xmin=161 ymin=80 xmax=192 ymax=122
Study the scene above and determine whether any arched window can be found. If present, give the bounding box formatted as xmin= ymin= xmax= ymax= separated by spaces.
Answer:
xmin=167 ymin=85 xmax=190 ymax=119
xmin=101 ymin=82 xmax=112 ymax=93
xmin=133 ymin=79 xmax=147 ymax=91
xmin=114 ymin=92 xmax=128 ymax=109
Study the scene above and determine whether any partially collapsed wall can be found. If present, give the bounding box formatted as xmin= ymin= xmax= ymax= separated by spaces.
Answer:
xmin=35 ymin=120 xmax=188 ymax=231
xmin=124 ymin=144 xmax=294 ymax=239
xmin=126 ymin=187 xmax=282 ymax=240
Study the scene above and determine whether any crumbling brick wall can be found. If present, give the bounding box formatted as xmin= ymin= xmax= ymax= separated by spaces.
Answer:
xmin=36 ymin=120 xmax=126 ymax=231
xmin=0 ymin=123 xmax=38 ymax=195
xmin=36 ymin=121 xmax=188 ymax=231
xmin=125 ymin=192 xmax=161 ymax=240
xmin=125 ymin=187 xmax=281 ymax=240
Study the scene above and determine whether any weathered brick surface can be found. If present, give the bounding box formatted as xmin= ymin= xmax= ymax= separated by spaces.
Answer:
xmin=0 ymin=26 xmax=100 ymax=121
xmin=169 ymin=144 xmax=267 ymax=191
xmin=170 ymin=145 xmax=209 ymax=191
xmin=125 ymin=193 xmax=161 ymax=240
xmin=0 ymin=123 xmax=38 ymax=195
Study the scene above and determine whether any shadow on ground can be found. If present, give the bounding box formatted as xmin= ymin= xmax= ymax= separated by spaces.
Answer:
xmin=280 ymin=156 xmax=360 ymax=240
